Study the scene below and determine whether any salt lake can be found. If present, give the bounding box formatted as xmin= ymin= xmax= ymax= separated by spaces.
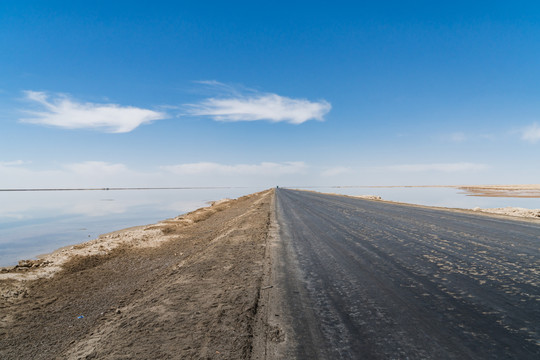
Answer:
xmin=1 ymin=186 xmax=539 ymax=267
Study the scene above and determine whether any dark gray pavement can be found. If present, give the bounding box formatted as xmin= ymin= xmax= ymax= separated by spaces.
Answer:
xmin=273 ymin=189 xmax=540 ymax=359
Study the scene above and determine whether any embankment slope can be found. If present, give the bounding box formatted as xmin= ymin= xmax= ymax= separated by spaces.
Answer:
xmin=0 ymin=190 xmax=273 ymax=359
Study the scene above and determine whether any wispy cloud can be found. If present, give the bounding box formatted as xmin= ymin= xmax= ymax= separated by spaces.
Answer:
xmin=186 ymin=82 xmax=331 ymax=124
xmin=479 ymin=133 xmax=496 ymax=140
xmin=20 ymin=91 xmax=167 ymax=133
xmin=521 ymin=123 xmax=540 ymax=143
xmin=440 ymin=132 xmax=497 ymax=142
xmin=448 ymin=132 xmax=467 ymax=142
xmin=162 ymin=161 xmax=307 ymax=175
xmin=0 ymin=160 xmax=28 ymax=166
xmin=64 ymin=161 xmax=129 ymax=175
xmin=0 ymin=160 xmax=311 ymax=189
xmin=0 ymin=160 xmax=162 ymax=189
xmin=321 ymin=166 xmax=352 ymax=177
xmin=192 ymin=80 xmax=245 ymax=97
xmin=385 ymin=162 xmax=488 ymax=173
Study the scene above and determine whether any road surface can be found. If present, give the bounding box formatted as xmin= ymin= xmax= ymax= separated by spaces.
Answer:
xmin=271 ymin=189 xmax=540 ymax=359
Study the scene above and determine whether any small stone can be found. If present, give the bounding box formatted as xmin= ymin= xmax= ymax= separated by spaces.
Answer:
xmin=17 ymin=260 xmax=32 ymax=268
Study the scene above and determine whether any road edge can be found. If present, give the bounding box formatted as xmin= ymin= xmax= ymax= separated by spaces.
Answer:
xmin=251 ymin=189 xmax=291 ymax=359
xmin=292 ymin=188 xmax=540 ymax=224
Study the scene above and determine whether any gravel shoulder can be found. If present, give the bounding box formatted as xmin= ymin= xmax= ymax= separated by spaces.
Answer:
xmin=0 ymin=189 xmax=273 ymax=359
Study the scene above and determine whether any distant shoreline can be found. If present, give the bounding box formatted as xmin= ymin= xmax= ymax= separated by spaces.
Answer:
xmin=2 ymin=184 xmax=539 ymax=193
xmin=0 ymin=186 xmax=246 ymax=192
xmin=5 ymin=184 xmax=539 ymax=198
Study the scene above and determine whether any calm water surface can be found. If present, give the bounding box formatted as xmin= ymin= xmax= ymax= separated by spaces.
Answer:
xmin=1 ymin=187 xmax=538 ymax=267
xmin=0 ymin=188 xmax=263 ymax=266
xmin=321 ymin=187 xmax=540 ymax=209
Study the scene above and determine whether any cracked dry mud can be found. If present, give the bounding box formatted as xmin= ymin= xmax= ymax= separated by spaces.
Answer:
xmin=0 ymin=190 xmax=273 ymax=360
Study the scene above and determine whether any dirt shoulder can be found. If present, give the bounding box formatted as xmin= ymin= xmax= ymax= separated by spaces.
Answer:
xmin=0 ymin=189 xmax=273 ymax=359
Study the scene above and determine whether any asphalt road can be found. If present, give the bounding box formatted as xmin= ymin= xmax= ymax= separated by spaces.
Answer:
xmin=272 ymin=189 xmax=540 ymax=359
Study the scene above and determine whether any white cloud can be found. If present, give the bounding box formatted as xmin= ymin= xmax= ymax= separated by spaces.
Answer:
xmin=479 ymin=133 xmax=496 ymax=140
xmin=521 ymin=123 xmax=540 ymax=143
xmin=65 ymin=161 xmax=129 ymax=175
xmin=448 ymin=132 xmax=467 ymax=142
xmin=162 ymin=161 xmax=308 ymax=175
xmin=386 ymin=162 xmax=488 ymax=173
xmin=20 ymin=91 xmax=167 ymax=133
xmin=0 ymin=160 xmax=27 ymax=166
xmin=321 ymin=166 xmax=352 ymax=177
xmin=193 ymin=80 xmax=241 ymax=95
xmin=187 ymin=93 xmax=331 ymax=124
xmin=0 ymin=160 xmax=312 ymax=189
xmin=0 ymin=161 xmax=160 ymax=189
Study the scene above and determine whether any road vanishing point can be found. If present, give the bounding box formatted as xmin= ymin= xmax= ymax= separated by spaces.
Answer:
xmin=268 ymin=189 xmax=539 ymax=359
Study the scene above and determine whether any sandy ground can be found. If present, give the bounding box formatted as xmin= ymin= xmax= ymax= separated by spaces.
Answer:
xmin=458 ymin=185 xmax=540 ymax=218
xmin=0 ymin=190 xmax=273 ymax=359
xmin=472 ymin=206 xmax=540 ymax=218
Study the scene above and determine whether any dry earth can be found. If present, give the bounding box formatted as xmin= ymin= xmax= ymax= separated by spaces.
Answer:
xmin=472 ymin=206 xmax=540 ymax=218
xmin=0 ymin=189 xmax=273 ymax=359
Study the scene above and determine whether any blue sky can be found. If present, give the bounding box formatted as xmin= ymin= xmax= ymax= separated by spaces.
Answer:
xmin=1 ymin=1 xmax=539 ymax=188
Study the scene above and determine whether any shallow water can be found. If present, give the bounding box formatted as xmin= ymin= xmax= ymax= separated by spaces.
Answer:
xmin=1 ymin=186 xmax=538 ymax=267
xmin=0 ymin=188 xmax=263 ymax=266
xmin=319 ymin=186 xmax=540 ymax=209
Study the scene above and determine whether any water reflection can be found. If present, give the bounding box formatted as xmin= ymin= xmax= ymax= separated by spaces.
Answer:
xmin=0 ymin=188 xmax=262 ymax=266
xmin=317 ymin=186 xmax=540 ymax=209
xmin=1 ymin=186 xmax=538 ymax=267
